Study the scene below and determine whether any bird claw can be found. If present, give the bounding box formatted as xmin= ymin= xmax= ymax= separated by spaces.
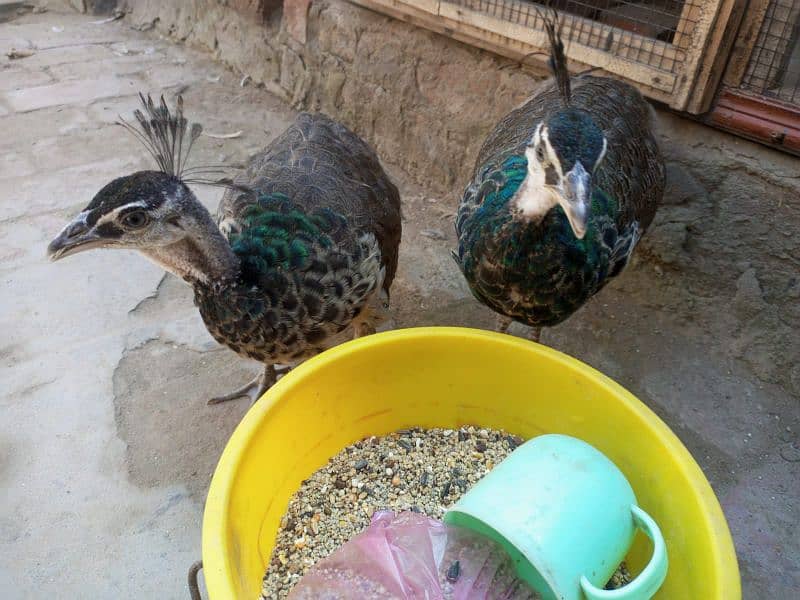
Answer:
xmin=495 ymin=315 xmax=542 ymax=343
xmin=207 ymin=376 xmax=267 ymax=405
xmin=353 ymin=322 xmax=376 ymax=338
xmin=207 ymin=364 xmax=289 ymax=406
xmin=495 ymin=315 xmax=513 ymax=334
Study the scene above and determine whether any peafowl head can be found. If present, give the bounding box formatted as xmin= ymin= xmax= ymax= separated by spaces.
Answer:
xmin=48 ymin=94 xmax=239 ymax=286
xmin=514 ymin=9 xmax=607 ymax=239
xmin=48 ymin=171 xmax=202 ymax=257
xmin=520 ymin=108 xmax=607 ymax=239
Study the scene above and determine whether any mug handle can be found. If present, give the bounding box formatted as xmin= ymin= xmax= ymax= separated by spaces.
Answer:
xmin=580 ymin=505 xmax=668 ymax=599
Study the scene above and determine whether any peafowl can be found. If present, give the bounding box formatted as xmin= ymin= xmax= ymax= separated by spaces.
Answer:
xmin=454 ymin=12 xmax=664 ymax=342
xmin=49 ymin=95 xmax=401 ymax=404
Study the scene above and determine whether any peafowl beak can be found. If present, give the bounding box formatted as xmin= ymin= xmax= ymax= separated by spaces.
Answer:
xmin=561 ymin=161 xmax=591 ymax=239
xmin=47 ymin=212 xmax=104 ymax=261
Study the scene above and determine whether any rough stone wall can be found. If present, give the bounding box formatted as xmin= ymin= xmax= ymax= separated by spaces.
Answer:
xmin=122 ymin=0 xmax=538 ymax=190
xmin=118 ymin=0 xmax=800 ymax=399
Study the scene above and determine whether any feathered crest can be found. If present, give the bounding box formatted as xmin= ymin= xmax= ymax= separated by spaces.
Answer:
xmin=538 ymin=7 xmax=571 ymax=105
xmin=117 ymin=93 xmax=203 ymax=178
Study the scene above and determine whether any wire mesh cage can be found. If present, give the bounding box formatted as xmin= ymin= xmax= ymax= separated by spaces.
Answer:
xmin=349 ymin=0 xmax=757 ymax=112
xmin=348 ymin=0 xmax=798 ymax=150
xmin=447 ymin=0 xmax=704 ymax=77
xmin=740 ymin=0 xmax=800 ymax=105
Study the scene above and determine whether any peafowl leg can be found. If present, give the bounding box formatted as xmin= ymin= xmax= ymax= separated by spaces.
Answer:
xmin=529 ymin=327 xmax=542 ymax=343
xmin=207 ymin=364 xmax=290 ymax=406
xmin=353 ymin=322 xmax=376 ymax=338
xmin=495 ymin=314 xmax=513 ymax=334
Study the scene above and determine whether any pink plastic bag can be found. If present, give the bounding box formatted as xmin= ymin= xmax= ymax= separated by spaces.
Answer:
xmin=287 ymin=511 xmax=537 ymax=599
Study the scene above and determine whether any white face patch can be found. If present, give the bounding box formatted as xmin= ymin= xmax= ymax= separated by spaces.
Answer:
xmin=539 ymin=126 xmax=564 ymax=178
xmin=515 ymin=124 xmax=562 ymax=220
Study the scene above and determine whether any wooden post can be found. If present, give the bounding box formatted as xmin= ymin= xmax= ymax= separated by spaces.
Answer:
xmin=722 ymin=0 xmax=772 ymax=87
xmin=285 ymin=0 xmax=312 ymax=44
xmin=685 ymin=0 xmax=748 ymax=114
xmin=672 ymin=1 xmax=703 ymax=49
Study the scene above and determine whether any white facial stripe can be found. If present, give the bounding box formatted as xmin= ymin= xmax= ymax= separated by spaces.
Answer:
xmin=531 ymin=123 xmax=542 ymax=146
xmin=539 ymin=127 xmax=563 ymax=177
xmin=94 ymin=201 xmax=149 ymax=226
xmin=595 ymin=137 xmax=608 ymax=170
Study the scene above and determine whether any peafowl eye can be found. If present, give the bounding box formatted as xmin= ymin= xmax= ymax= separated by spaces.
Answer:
xmin=122 ymin=210 xmax=148 ymax=229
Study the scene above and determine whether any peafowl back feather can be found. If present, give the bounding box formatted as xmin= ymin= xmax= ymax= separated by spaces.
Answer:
xmin=195 ymin=113 xmax=401 ymax=366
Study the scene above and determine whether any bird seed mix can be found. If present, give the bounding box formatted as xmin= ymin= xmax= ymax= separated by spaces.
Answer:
xmin=260 ymin=426 xmax=630 ymax=599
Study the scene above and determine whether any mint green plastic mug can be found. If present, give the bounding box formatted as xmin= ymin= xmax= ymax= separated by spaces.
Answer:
xmin=444 ymin=434 xmax=667 ymax=600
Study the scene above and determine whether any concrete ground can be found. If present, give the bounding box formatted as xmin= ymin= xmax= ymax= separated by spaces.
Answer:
xmin=1 ymin=6 xmax=797 ymax=600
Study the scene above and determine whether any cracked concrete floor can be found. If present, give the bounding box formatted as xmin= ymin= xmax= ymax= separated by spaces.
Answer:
xmin=1 ymin=7 xmax=798 ymax=600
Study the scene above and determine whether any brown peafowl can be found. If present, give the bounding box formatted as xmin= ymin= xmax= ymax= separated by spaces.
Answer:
xmin=454 ymin=12 xmax=664 ymax=342
xmin=49 ymin=95 xmax=402 ymax=405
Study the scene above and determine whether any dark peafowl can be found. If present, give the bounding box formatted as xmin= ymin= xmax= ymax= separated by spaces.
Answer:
xmin=454 ymin=13 xmax=664 ymax=342
xmin=49 ymin=95 xmax=401 ymax=404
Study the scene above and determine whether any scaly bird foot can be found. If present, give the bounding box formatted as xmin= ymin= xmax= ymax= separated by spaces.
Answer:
xmin=207 ymin=364 xmax=290 ymax=406
xmin=353 ymin=322 xmax=376 ymax=338
xmin=495 ymin=314 xmax=513 ymax=334
xmin=495 ymin=315 xmax=542 ymax=343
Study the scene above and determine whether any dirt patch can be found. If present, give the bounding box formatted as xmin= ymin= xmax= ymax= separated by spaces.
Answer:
xmin=112 ymin=339 xmax=253 ymax=498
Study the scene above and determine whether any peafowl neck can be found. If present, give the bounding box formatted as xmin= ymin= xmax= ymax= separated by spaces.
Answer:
xmin=141 ymin=202 xmax=239 ymax=287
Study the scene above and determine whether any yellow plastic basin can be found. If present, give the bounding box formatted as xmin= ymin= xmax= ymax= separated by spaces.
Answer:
xmin=202 ymin=327 xmax=740 ymax=599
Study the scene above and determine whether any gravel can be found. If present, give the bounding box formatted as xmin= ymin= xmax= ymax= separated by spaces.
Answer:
xmin=260 ymin=426 xmax=630 ymax=599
